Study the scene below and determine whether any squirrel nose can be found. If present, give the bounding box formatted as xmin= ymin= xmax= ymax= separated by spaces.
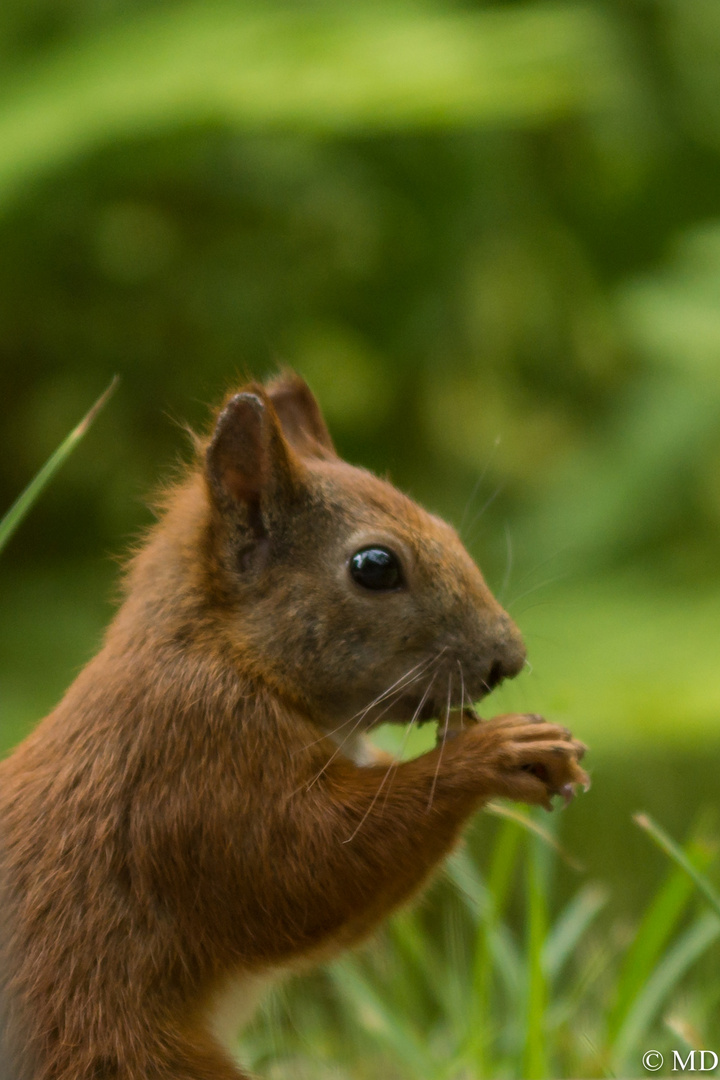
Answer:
xmin=483 ymin=657 xmax=511 ymax=692
xmin=484 ymin=633 xmax=526 ymax=691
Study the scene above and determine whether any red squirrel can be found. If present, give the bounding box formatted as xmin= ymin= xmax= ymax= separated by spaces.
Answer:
xmin=0 ymin=374 xmax=587 ymax=1079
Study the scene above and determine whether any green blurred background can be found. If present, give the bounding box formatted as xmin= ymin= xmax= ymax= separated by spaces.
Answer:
xmin=1 ymin=0 xmax=719 ymax=970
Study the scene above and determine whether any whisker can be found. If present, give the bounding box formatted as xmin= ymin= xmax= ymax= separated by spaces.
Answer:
xmin=458 ymin=435 xmax=501 ymax=538
xmin=457 ymin=660 xmax=468 ymax=731
xmin=343 ymin=675 xmax=438 ymax=845
xmin=342 ymin=736 xmax=408 ymax=845
xmin=463 ymin=688 xmax=479 ymax=726
xmin=305 ymin=650 xmax=448 ymax=790
xmin=378 ymin=671 xmax=439 ymax=817
xmin=465 ymin=484 xmax=504 ymax=547
xmin=506 ymin=575 xmax=565 ymax=612
xmin=505 ymin=545 xmax=571 ymax=597
xmin=427 ymin=673 xmax=453 ymax=811
xmin=499 ymin=521 xmax=513 ymax=603
xmin=347 ymin=653 xmax=439 ymax=719
xmin=305 ymin=668 xmax=427 ymax=791
xmin=297 ymin=653 xmax=438 ymax=756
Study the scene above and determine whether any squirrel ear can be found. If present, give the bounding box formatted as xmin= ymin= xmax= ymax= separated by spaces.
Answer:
xmin=266 ymin=372 xmax=336 ymax=459
xmin=205 ymin=391 xmax=299 ymax=527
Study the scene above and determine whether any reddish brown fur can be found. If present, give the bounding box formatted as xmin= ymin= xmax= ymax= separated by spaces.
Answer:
xmin=0 ymin=375 xmax=587 ymax=1078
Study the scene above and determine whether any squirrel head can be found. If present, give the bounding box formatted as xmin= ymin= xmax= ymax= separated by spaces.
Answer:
xmin=194 ymin=371 xmax=526 ymax=734
xmin=185 ymin=372 xmax=526 ymax=732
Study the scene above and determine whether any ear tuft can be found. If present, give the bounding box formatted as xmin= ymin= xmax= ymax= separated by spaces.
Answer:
xmin=266 ymin=372 xmax=336 ymax=459
xmin=206 ymin=392 xmax=270 ymax=508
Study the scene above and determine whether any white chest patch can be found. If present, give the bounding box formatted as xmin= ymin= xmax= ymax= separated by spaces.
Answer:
xmin=207 ymin=970 xmax=278 ymax=1051
xmin=328 ymin=730 xmax=376 ymax=766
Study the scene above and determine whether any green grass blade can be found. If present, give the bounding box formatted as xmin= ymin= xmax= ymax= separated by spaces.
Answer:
xmin=446 ymin=844 xmax=523 ymax=997
xmin=606 ymin=829 xmax=715 ymax=1044
xmin=0 ymin=378 xmax=118 ymax=556
xmin=467 ymin=818 xmax=523 ymax=1074
xmin=387 ymin=909 xmax=447 ymax=1026
xmin=546 ymin=934 xmax=616 ymax=1037
xmin=523 ymin=833 xmax=550 ymax=1080
xmin=446 ymin=841 xmax=524 ymax=983
xmin=487 ymin=925 xmax=523 ymax=1002
xmin=327 ymin=955 xmax=430 ymax=1075
xmin=485 ymin=801 xmax=584 ymax=871
xmin=635 ymin=813 xmax=720 ymax=919
xmin=445 ymin=845 xmax=489 ymax=917
xmin=611 ymin=912 xmax=720 ymax=1070
xmin=542 ymin=883 xmax=608 ymax=982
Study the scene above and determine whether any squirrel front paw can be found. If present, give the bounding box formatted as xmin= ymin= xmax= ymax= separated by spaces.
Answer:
xmin=464 ymin=713 xmax=589 ymax=811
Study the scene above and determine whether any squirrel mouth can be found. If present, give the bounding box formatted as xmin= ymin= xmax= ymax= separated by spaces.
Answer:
xmin=364 ymin=665 xmax=487 ymax=730
xmin=422 ymin=703 xmax=479 ymax=730
xmin=432 ymin=704 xmax=480 ymax=743
xmin=380 ymin=695 xmax=479 ymax=729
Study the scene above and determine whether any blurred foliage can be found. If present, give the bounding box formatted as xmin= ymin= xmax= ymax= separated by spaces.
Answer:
xmin=0 ymin=0 xmax=718 ymax=585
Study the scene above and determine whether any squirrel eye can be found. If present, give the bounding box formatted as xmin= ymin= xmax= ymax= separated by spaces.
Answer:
xmin=349 ymin=547 xmax=403 ymax=591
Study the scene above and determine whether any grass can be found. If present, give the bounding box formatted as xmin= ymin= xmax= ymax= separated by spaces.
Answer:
xmin=238 ymin=811 xmax=720 ymax=1079
xmin=0 ymin=378 xmax=117 ymax=556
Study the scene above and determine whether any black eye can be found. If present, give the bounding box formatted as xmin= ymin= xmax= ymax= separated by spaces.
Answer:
xmin=350 ymin=547 xmax=403 ymax=591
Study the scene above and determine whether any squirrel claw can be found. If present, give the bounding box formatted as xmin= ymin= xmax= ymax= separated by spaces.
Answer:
xmin=559 ymin=783 xmax=575 ymax=807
